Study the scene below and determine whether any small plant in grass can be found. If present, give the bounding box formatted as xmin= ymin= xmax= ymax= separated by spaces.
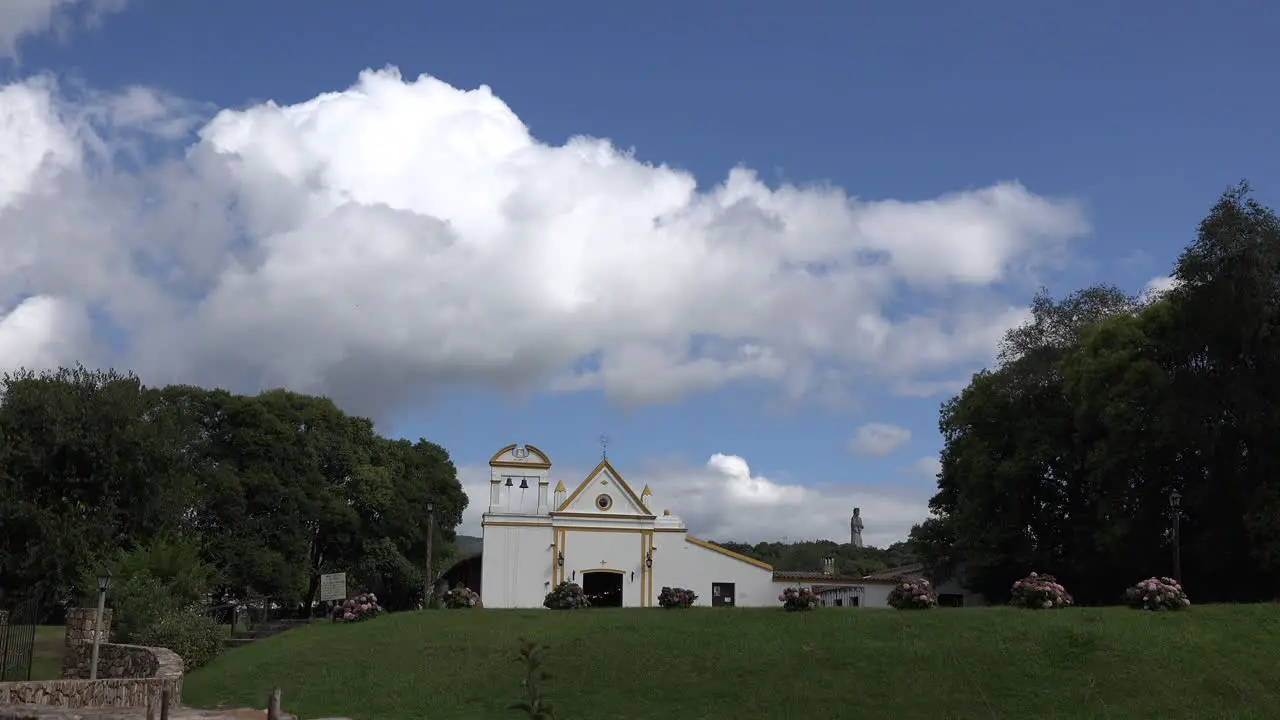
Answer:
xmin=442 ymin=586 xmax=481 ymax=609
xmin=509 ymin=637 xmax=555 ymax=720
xmin=1009 ymin=572 xmax=1073 ymax=609
xmin=330 ymin=592 xmax=382 ymax=622
xmin=658 ymin=586 xmax=698 ymax=608
xmin=778 ymin=586 xmax=820 ymax=611
xmin=543 ymin=582 xmax=590 ymax=610
xmin=1125 ymin=576 xmax=1191 ymax=611
xmin=888 ymin=578 xmax=938 ymax=610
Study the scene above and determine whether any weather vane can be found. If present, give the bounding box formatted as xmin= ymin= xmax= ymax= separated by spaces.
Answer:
xmin=599 ymin=433 xmax=610 ymax=460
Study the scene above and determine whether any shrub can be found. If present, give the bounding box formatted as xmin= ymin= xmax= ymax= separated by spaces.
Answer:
xmin=1124 ymin=576 xmax=1191 ymax=611
xmin=779 ymin=586 xmax=820 ymax=612
xmin=135 ymin=613 xmax=223 ymax=671
xmin=657 ymin=586 xmax=698 ymax=608
xmin=1009 ymin=572 xmax=1074 ymax=609
xmin=442 ymin=586 xmax=481 ymax=609
xmin=85 ymin=537 xmax=216 ymax=643
xmin=888 ymin=578 xmax=938 ymax=610
xmin=543 ymin=582 xmax=590 ymax=610
xmin=330 ymin=592 xmax=383 ymax=622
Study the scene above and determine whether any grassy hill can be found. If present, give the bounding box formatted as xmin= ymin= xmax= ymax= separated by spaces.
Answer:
xmin=183 ymin=604 xmax=1280 ymax=720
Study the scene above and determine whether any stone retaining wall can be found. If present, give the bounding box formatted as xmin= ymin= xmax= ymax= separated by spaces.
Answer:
xmin=0 ymin=609 xmax=183 ymax=711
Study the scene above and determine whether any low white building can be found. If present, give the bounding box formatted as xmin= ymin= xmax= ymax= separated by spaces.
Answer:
xmin=472 ymin=443 xmax=920 ymax=609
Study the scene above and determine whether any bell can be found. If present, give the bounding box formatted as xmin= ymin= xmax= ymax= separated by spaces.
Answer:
xmin=519 ymin=477 xmax=529 ymax=489
xmin=504 ymin=477 xmax=514 ymax=487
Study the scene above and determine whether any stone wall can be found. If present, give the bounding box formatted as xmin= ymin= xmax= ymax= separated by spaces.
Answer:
xmin=0 ymin=609 xmax=183 ymax=711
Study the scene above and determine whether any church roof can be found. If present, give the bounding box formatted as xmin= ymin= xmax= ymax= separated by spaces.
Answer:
xmin=558 ymin=458 xmax=651 ymax=514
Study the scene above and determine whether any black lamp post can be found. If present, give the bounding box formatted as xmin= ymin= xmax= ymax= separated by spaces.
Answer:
xmin=424 ymin=500 xmax=435 ymax=608
xmin=1169 ymin=490 xmax=1182 ymax=583
xmin=89 ymin=569 xmax=112 ymax=680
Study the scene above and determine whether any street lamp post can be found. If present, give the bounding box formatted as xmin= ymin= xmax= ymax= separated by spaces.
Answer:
xmin=1169 ymin=490 xmax=1182 ymax=583
xmin=89 ymin=569 xmax=112 ymax=681
xmin=424 ymin=500 xmax=435 ymax=609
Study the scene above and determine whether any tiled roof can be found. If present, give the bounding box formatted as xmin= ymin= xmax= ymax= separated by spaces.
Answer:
xmin=862 ymin=563 xmax=925 ymax=580
xmin=772 ymin=570 xmax=903 ymax=585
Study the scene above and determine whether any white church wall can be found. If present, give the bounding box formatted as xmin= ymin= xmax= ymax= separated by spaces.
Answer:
xmin=481 ymin=520 xmax=555 ymax=609
xmin=561 ymin=528 xmax=650 ymax=608
xmin=650 ymin=533 xmax=775 ymax=607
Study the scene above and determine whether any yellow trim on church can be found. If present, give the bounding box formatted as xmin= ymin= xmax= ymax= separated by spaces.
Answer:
xmin=554 ymin=480 xmax=566 ymax=493
xmin=685 ymin=536 xmax=773 ymax=571
xmin=558 ymin=458 xmax=652 ymax=514
xmin=489 ymin=443 xmax=552 ymax=469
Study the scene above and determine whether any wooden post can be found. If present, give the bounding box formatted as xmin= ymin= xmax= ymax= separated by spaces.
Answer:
xmin=267 ymin=687 xmax=282 ymax=720
xmin=424 ymin=508 xmax=435 ymax=608
xmin=159 ymin=688 xmax=170 ymax=720
xmin=145 ymin=694 xmax=155 ymax=720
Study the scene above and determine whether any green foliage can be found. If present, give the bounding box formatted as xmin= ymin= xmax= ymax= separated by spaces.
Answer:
xmin=84 ymin=537 xmax=215 ymax=642
xmin=0 ymin=372 xmax=467 ymax=618
xmin=508 ymin=637 xmax=555 ymax=720
xmin=542 ymin=582 xmax=589 ymax=610
xmin=915 ymin=183 xmax=1280 ymax=605
xmin=135 ymin=613 xmax=224 ymax=671
xmin=714 ymin=539 xmax=918 ymax=577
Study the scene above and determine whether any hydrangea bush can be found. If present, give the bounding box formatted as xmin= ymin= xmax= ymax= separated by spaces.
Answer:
xmin=657 ymin=586 xmax=698 ymax=608
xmin=779 ymin=586 xmax=820 ymax=612
xmin=1124 ymin=576 xmax=1191 ymax=611
xmin=543 ymin=581 xmax=590 ymax=610
xmin=1009 ymin=572 xmax=1073 ymax=609
xmin=887 ymin=578 xmax=938 ymax=610
xmin=330 ymin=592 xmax=383 ymax=622
xmin=443 ymin=586 xmax=481 ymax=609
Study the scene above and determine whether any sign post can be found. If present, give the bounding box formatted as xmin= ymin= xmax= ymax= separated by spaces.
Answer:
xmin=319 ymin=573 xmax=347 ymax=605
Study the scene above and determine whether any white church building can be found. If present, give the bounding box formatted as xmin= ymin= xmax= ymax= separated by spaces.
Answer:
xmin=472 ymin=443 xmax=916 ymax=609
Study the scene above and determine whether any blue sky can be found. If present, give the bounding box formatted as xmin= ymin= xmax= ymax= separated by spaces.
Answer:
xmin=2 ymin=0 xmax=1277 ymax=545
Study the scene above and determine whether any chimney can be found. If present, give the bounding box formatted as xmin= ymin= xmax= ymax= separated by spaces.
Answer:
xmin=537 ymin=479 xmax=550 ymax=514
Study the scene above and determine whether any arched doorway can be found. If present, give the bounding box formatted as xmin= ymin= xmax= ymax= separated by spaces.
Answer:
xmin=581 ymin=571 xmax=623 ymax=607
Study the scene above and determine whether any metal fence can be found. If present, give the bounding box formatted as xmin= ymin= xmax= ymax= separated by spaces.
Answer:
xmin=0 ymin=595 xmax=38 ymax=681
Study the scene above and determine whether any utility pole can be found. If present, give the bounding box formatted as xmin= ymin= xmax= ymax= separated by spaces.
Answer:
xmin=424 ymin=500 xmax=435 ymax=608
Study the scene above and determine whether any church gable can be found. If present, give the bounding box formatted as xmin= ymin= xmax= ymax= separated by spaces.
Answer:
xmin=489 ymin=443 xmax=552 ymax=470
xmin=557 ymin=459 xmax=653 ymax=516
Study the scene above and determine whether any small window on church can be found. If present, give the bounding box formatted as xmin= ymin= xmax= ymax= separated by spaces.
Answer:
xmin=595 ymin=494 xmax=613 ymax=511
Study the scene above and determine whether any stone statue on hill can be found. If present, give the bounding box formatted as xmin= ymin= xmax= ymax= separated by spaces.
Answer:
xmin=850 ymin=508 xmax=864 ymax=548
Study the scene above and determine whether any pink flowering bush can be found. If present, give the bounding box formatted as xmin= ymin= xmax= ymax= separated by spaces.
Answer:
xmin=543 ymin=581 xmax=590 ymax=610
xmin=658 ymin=586 xmax=698 ymax=608
xmin=888 ymin=578 xmax=938 ymax=610
xmin=442 ymin=586 xmax=481 ymax=609
xmin=1009 ymin=572 xmax=1073 ymax=609
xmin=779 ymin=586 xmax=820 ymax=612
xmin=330 ymin=592 xmax=383 ymax=622
xmin=1124 ymin=576 xmax=1191 ymax=611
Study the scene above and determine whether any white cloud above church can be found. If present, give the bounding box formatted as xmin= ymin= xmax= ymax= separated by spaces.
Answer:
xmin=0 ymin=66 xmax=1089 ymax=419
xmin=457 ymin=452 xmax=929 ymax=548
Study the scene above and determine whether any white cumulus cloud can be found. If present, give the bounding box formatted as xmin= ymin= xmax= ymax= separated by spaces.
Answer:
xmin=847 ymin=422 xmax=912 ymax=457
xmin=0 ymin=67 xmax=1090 ymax=417
xmin=0 ymin=0 xmax=127 ymax=60
xmin=456 ymin=453 xmax=929 ymax=549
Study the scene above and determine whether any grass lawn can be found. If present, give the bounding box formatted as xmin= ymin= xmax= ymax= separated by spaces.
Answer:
xmin=184 ymin=604 xmax=1280 ymax=719
xmin=18 ymin=626 xmax=65 ymax=681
